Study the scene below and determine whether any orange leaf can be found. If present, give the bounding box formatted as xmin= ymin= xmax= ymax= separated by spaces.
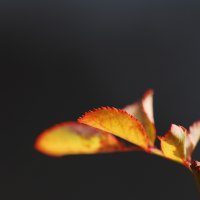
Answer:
xmin=35 ymin=122 xmax=128 ymax=157
xmin=123 ymin=89 xmax=156 ymax=146
xmin=79 ymin=107 xmax=149 ymax=149
xmin=159 ymin=124 xmax=188 ymax=164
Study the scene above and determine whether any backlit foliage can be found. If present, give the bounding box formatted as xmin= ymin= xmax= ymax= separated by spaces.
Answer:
xmin=35 ymin=89 xmax=200 ymax=193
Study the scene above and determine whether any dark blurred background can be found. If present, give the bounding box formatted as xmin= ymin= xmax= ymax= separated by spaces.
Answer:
xmin=1 ymin=0 xmax=200 ymax=199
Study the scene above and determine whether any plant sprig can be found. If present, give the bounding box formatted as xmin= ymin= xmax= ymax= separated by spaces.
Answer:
xmin=35 ymin=89 xmax=200 ymax=194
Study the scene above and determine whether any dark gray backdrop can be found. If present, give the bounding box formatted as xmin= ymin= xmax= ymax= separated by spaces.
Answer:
xmin=1 ymin=0 xmax=200 ymax=199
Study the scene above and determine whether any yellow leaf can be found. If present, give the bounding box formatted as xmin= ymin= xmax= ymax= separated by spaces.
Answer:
xmin=79 ymin=107 xmax=149 ymax=149
xmin=159 ymin=124 xmax=188 ymax=164
xmin=123 ymin=89 xmax=156 ymax=146
xmin=35 ymin=122 xmax=126 ymax=157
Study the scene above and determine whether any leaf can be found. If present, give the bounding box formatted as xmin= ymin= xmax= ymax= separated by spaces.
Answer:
xmin=189 ymin=121 xmax=200 ymax=151
xmin=185 ymin=121 xmax=200 ymax=160
xmin=35 ymin=122 xmax=129 ymax=157
xmin=79 ymin=107 xmax=149 ymax=149
xmin=159 ymin=124 xmax=188 ymax=164
xmin=123 ymin=89 xmax=156 ymax=146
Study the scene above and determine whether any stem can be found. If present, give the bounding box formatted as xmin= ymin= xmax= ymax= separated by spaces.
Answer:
xmin=190 ymin=161 xmax=200 ymax=194
xmin=194 ymin=174 xmax=200 ymax=194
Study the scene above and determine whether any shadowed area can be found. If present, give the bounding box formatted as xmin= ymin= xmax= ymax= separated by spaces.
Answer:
xmin=1 ymin=0 xmax=200 ymax=199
